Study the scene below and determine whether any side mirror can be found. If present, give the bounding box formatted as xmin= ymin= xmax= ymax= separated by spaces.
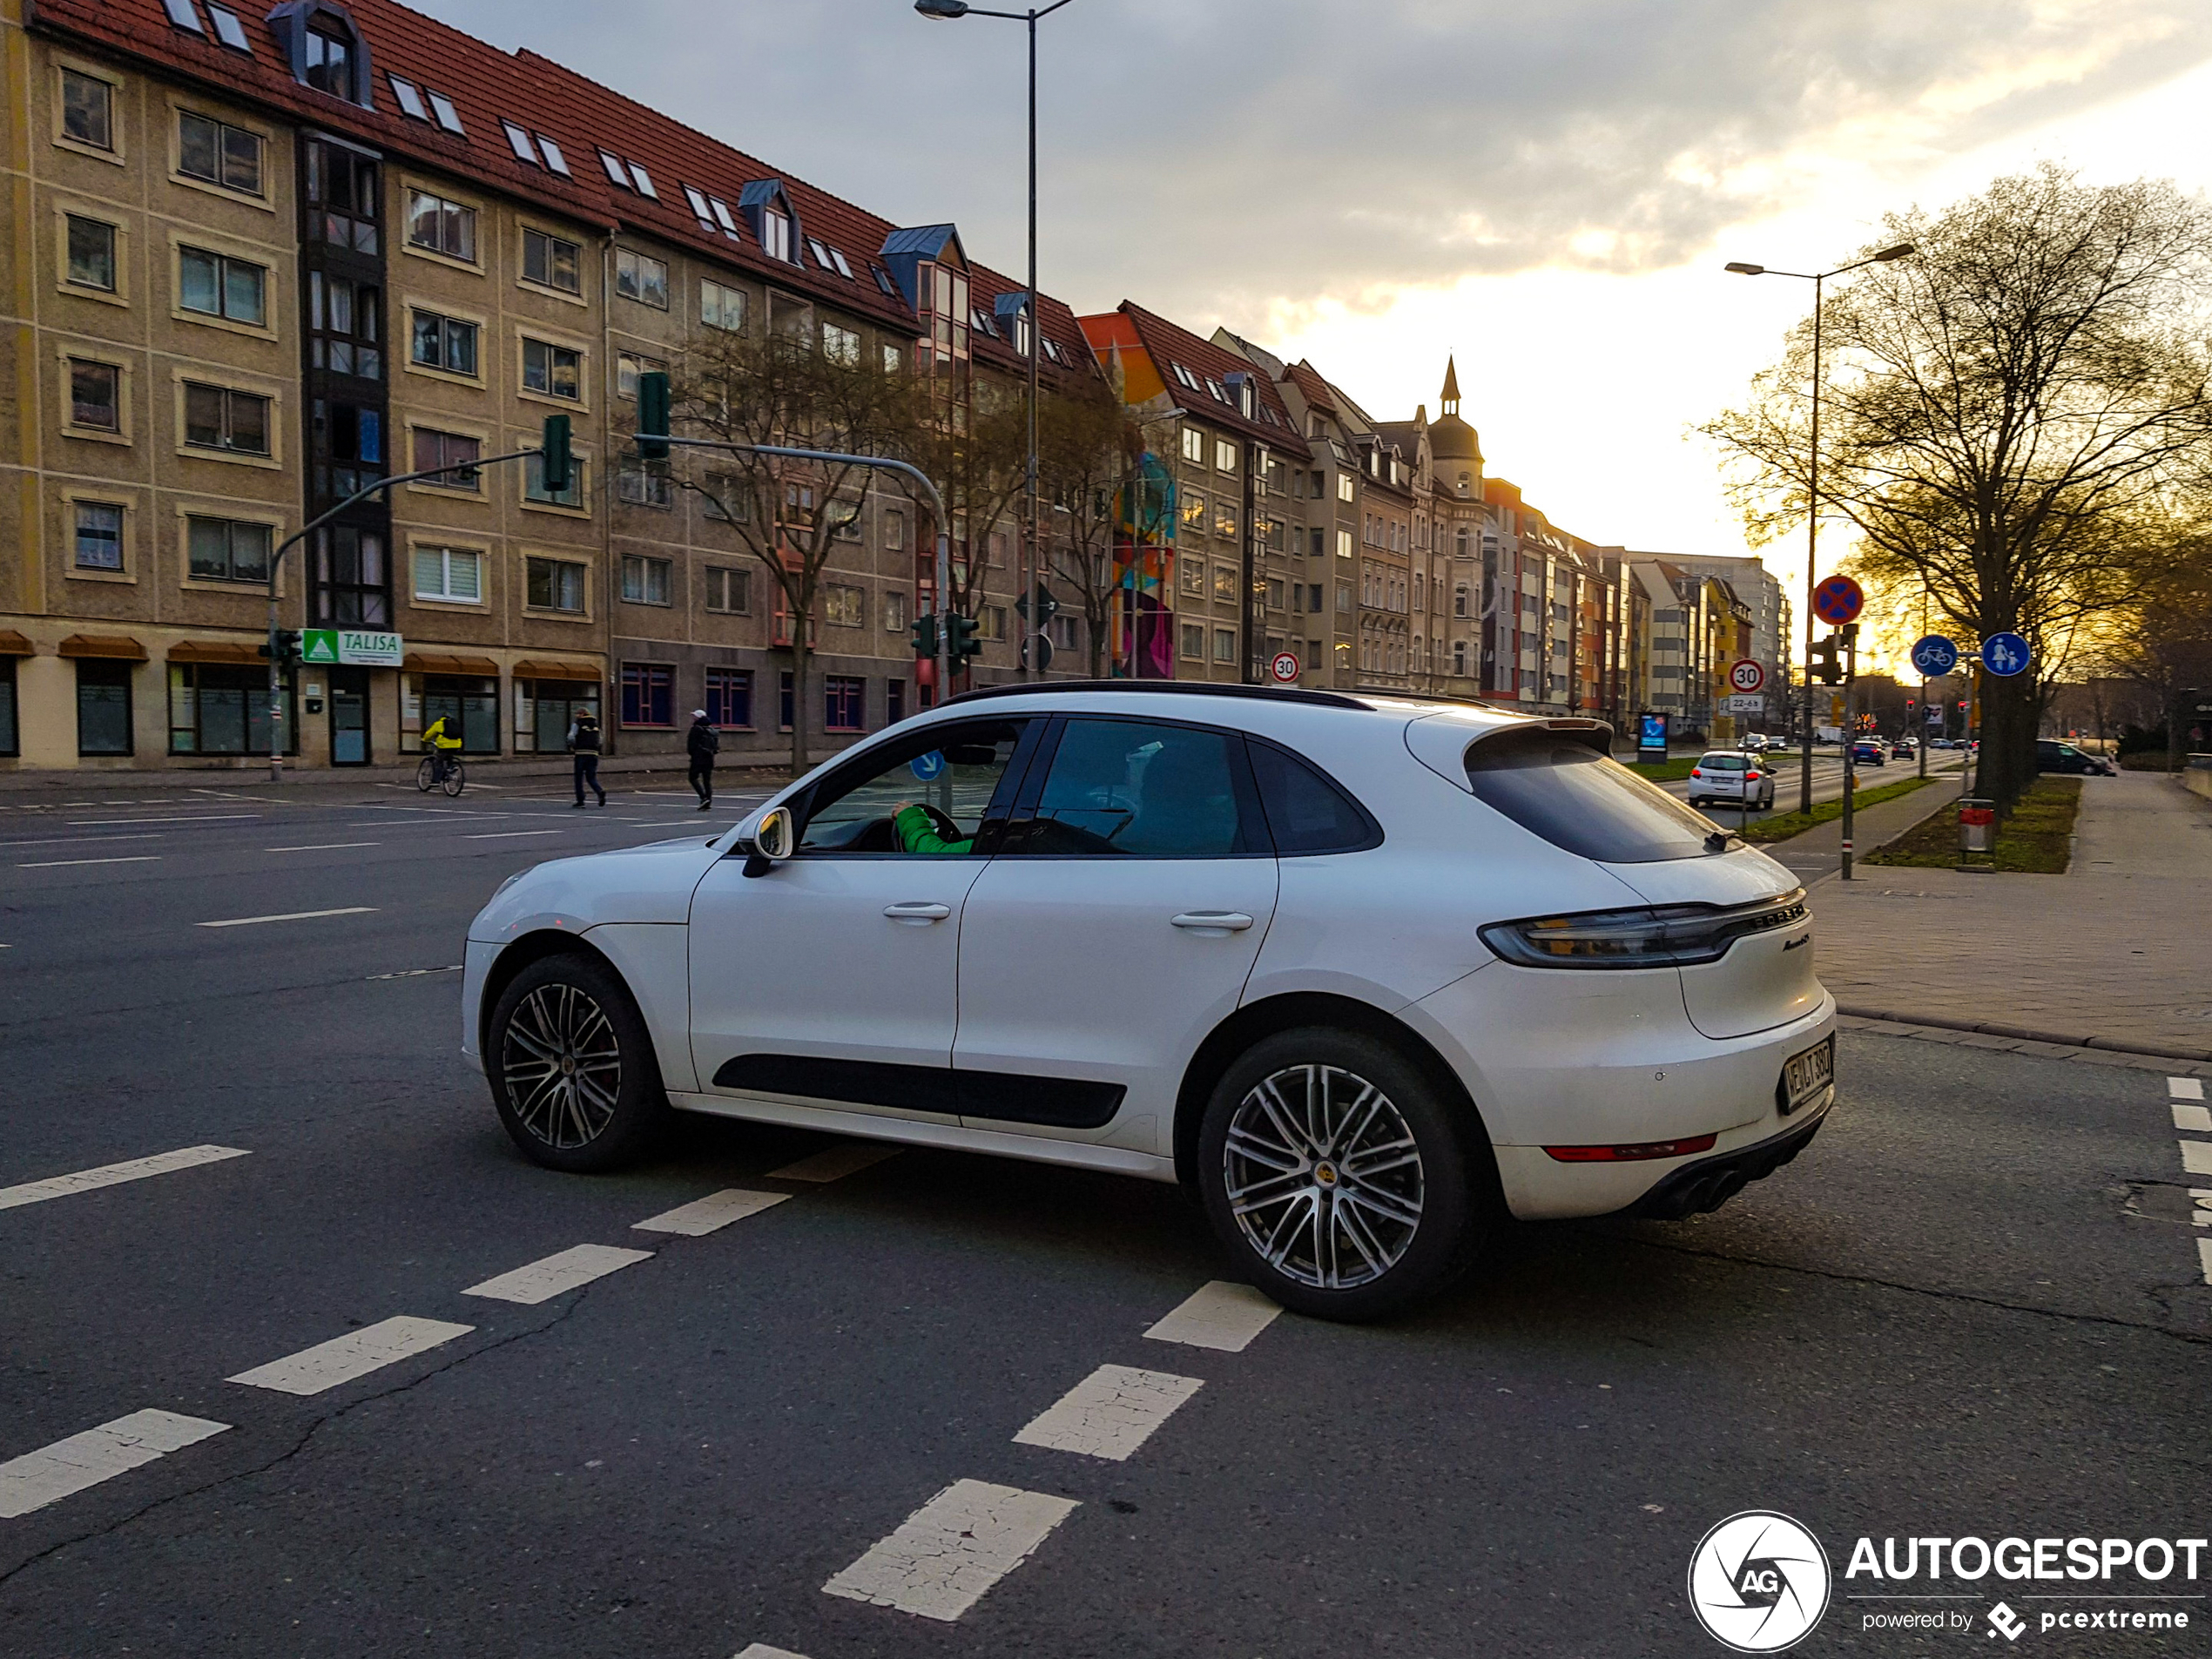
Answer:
xmin=740 ymin=804 xmax=796 ymax=878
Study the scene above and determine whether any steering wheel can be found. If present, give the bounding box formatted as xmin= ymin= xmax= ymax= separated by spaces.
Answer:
xmin=912 ymin=802 xmax=964 ymax=845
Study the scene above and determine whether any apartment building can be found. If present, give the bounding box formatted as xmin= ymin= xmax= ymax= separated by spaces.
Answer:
xmin=3 ymin=0 xmax=1089 ymax=772
xmin=1635 ymin=551 xmax=1791 ymax=734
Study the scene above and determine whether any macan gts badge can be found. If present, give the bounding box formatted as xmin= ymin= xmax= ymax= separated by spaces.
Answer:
xmin=463 ymin=684 xmax=1838 ymax=1319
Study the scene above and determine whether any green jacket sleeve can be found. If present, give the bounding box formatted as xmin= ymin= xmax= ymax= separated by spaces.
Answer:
xmin=894 ymin=804 xmax=973 ymax=856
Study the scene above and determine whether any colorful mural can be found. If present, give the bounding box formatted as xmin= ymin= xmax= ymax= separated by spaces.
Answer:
xmin=1112 ymin=452 xmax=1177 ymax=679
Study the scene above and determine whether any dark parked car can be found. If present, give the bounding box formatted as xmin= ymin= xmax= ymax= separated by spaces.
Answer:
xmin=1850 ymin=740 xmax=1885 ymax=766
xmin=2037 ymin=739 xmax=2115 ymax=776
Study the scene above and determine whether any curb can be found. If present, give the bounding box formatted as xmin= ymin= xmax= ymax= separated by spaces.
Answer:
xmin=1836 ymin=1005 xmax=2212 ymax=1066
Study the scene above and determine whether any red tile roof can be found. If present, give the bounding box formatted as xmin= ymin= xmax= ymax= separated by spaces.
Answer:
xmin=1086 ymin=302 xmax=1311 ymax=457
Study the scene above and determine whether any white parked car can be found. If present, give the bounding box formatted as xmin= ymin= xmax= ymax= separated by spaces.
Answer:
xmin=463 ymin=685 xmax=1836 ymax=1319
xmin=1688 ymin=750 xmax=1777 ymax=811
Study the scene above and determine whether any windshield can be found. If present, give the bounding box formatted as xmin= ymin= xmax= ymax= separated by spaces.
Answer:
xmin=1699 ymin=754 xmax=1747 ymax=772
xmin=1465 ymin=730 xmax=1718 ymax=863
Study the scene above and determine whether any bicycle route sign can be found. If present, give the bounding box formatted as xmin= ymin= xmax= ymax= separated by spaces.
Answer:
xmin=1909 ymin=634 xmax=1959 ymax=677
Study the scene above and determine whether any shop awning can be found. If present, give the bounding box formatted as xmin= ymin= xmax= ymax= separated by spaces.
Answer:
xmin=169 ymin=640 xmax=266 ymax=665
xmin=57 ymin=634 xmax=147 ymax=660
xmin=512 ymin=659 xmax=603 ymax=683
xmin=402 ymin=652 xmax=500 ymax=676
xmin=0 ymin=631 xmax=34 ymax=657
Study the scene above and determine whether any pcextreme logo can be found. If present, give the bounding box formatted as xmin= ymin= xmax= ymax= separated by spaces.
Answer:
xmin=1689 ymin=1511 xmax=1832 ymax=1652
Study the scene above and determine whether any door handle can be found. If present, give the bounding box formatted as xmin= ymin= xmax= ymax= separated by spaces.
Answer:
xmin=884 ymin=901 xmax=952 ymax=924
xmin=1170 ymin=911 xmax=1254 ymax=934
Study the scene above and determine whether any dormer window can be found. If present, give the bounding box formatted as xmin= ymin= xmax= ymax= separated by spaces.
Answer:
xmin=272 ymin=3 xmax=373 ymax=107
xmin=304 ymin=24 xmax=353 ymax=96
xmin=762 ymin=210 xmax=791 ymax=263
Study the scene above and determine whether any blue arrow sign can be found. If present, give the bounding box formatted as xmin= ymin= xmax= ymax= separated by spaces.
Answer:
xmin=1979 ymin=631 xmax=2032 ymax=678
xmin=908 ymin=750 xmax=948 ymax=782
xmin=1909 ymin=634 xmax=1959 ymax=677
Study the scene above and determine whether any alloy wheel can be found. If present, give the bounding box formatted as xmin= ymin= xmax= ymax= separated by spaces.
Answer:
xmin=501 ymin=982 xmax=624 ymax=1149
xmin=1224 ymin=1063 xmax=1426 ymax=1290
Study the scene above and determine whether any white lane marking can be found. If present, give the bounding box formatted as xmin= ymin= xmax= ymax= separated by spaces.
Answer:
xmin=633 ymin=1189 xmax=791 ymax=1236
xmin=0 ymin=1410 xmax=230 ymax=1519
xmin=227 ymin=1316 xmax=475 ymax=1396
xmin=462 ymin=830 xmax=563 ymax=840
xmin=2200 ymin=1237 xmax=2212 ymax=1288
xmin=2171 ymin=1077 xmax=2207 ymax=1101
xmin=734 ymin=1646 xmax=812 ymax=1659
xmin=2173 ymin=1103 xmax=2212 ymax=1134
xmin=768 ymin=1143 xmax=901 ymax=1184
xmin=0 ymin=833 xmax=165 ymax=849
xmin=2181 ymin=1141 xmax=2212 ymax=1178
xmin=267 ymin=841 xmax=380 ymax=853
xmin=462 ymin=1243 xmax=652 ymax=1305
xmin=197 ymin=907 xmax=378 ymax=928
xmin=64 ymin=813 xmax=259 ymax=826
xmin=0 ymin=1144 xmax=250 ymax=1212
xmin=1011 ymin=1364 xmax=1204 ymax=1462
xmin=17 ymin=855 xmax=161 ymax=869
xmin=364 ymin=965 xmax=462 ymax=981
xmin=1143 ymin=1280 xmax=1283 ymax=1352
xmin=821 ymin=1478 xmax=1079 ymax=1622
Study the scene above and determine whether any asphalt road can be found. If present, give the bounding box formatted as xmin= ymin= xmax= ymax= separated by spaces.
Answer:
xmin=3 ymin=779 xmax=2206 ymax=1658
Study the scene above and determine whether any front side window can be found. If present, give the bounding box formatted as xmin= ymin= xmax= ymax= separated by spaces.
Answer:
xmin=523 ymin=227 xmax=581 ymax=293
xmin=413 ymin=543 xmax=482 ymax=603
xmin=407 ymin=191 xmax=477 ymax=261
xmin=1465 ymin=728 xmax=1717 ymax=864
xmin=61 ymin=68 xmax=113 ymax=149
xmin=1014 ymin=718 xmax=1253 ymax=858
xmin=187 ymin=515 xmax=271 ymax=583
xmin=68 ymin=360 xmax=120 ymax=430
xmin=178 ymin=110 xmax=261 ymax=194
xmin=615 ymin=247 xmax=670 ymax=308
xmin=74 ymin=502 xmax=125 ymax=570
xmin=410 ymin=309 xmax=478 ymax=375
xmin=795 ymin=719 xmax=1028 ymax=855
xmin=65 ymin=215 xmax=117 ymax=291
xmin=526 ymin=556 xmax=586 ymax=611
xmin=522 ymin=338 xmax=580 ymax=399
xmin=179 ymin=246 xmax=266 ymax=325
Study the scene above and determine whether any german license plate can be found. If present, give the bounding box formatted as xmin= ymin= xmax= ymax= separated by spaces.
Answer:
xmin=1780 ymin=1035 xmax=1834 ymax=1115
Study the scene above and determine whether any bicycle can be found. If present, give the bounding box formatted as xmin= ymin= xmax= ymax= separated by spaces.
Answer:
xmin=416 ymin=753 xmax=467 ymax=797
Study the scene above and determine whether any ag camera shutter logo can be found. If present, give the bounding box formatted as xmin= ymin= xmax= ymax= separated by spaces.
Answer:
xmin=1689 ymin=1511 xmax=1831 ymax=1651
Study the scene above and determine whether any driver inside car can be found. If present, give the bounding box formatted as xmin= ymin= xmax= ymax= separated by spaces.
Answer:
xmin=891 ymin=799 xmax=974 ymax=855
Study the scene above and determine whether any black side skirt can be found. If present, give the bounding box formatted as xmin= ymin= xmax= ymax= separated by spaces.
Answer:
xmin=711 ymin=1054 xmax=1125 ymax=1130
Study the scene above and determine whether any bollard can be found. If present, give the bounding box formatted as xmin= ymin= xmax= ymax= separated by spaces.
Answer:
xmin=1957 ymin=797 xmax=1995 ymax=872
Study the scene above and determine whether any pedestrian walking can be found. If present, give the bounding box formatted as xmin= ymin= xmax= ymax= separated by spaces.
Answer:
xmin=686 ymin=708 xmax=719 ymax=810
xmin=569 ymin=710 xmax=606 ymax=807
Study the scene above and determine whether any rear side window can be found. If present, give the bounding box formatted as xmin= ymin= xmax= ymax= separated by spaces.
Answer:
xmin=1466 ymin=730 xmax=1716 ymax=863
xmin=1249 ymin=740 xmax=1380 ymax=854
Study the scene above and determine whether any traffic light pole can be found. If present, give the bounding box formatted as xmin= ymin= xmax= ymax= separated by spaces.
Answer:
xmin=1840 ymin=624 xmax=1858 ymax=880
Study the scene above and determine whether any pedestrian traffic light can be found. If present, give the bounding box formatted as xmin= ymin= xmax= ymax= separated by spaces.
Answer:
xmin=908 ymin=613 xmax=939 ymax=659
xmin=636 ymin=370 xmax=671 ymax=462
xmin=946 ymin=611 xmax=981 ymax=667
xmin=539 ymin=414 xmax=573 ymax=495
xmin=1808 ymin=635 xmax=1844 ymax=685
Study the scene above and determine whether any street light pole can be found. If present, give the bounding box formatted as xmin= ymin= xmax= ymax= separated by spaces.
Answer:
xmin=1724 ymin=241 xmax=1915 ymax=813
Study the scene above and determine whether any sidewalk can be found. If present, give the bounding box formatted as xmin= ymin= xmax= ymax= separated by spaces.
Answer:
xmin=0 ymin=753 xmax=792 ymax=806
xmin=1797 ymin=771 xmax=2212 ymax=1062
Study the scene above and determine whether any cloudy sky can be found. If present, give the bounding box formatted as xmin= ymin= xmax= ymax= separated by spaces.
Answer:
xmin=430 ymin=0 xmax=2211 ymax=629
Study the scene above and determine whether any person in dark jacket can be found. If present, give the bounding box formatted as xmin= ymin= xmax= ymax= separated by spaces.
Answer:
xmin=569 ymin=711 xmax=606 ymax=807
xmin=686 ymin=709 xmax=719 ymax=809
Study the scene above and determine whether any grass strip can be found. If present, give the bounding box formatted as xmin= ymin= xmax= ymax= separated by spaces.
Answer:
xmin=1734 ymin=774 xmax=1933 ymax=844
xmin=1865 ymin=776 xmax=2080 ymax=873
xmin=1625 ymin=757 xmax=1699 ymax=782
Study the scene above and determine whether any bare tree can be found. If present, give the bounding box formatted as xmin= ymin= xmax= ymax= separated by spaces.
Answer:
xmin=668 ymin=327 xmax=925 ymax=774
xmin=904 ymin=381 xmax=1030 ymax=678
xmin=1705 ymin=165 xmax=2212 ymax=810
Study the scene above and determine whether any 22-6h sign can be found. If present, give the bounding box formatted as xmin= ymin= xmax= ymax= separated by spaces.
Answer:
xmin=1728 ymin=658 xmax=1766 ymax=694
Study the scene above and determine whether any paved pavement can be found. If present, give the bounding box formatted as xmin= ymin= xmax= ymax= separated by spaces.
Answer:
xmin=1806 ymin=772 xmax=2212 ymax=1061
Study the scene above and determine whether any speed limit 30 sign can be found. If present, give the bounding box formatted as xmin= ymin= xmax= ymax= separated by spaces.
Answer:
xmin=1728 ymin=658 xmax=1766 ymax=694
xmin=1269 ymin=651 xmax=1301 ymax=684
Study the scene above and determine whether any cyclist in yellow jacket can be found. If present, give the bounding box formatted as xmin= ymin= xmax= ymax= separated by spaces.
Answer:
xmin=423 ymin=715 xmax=462 ymax=786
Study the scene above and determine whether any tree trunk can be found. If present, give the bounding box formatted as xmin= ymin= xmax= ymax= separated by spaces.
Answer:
xmin=1979 ymin=673 xmax=2038 ymax=813
xmin=788 ymin=580 xmax=812 ymax=778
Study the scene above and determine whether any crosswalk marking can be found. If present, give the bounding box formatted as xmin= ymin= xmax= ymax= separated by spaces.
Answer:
xmin=197 ymin=907 xmax=377 ymax=928
xmin=2180 ymin=1142 xmax=2212 ymax=1178
xmin=462 ymin=1243 xmax=652 ymax=1305
xmin=1143 ymin=1280 xmax=1283 ymax=1352
xmin=0 ymin=1410 xmax=230 ymax=1519
xmin=2172 ymin=1103 xmax=2212 ymax=1133
xmin=633 ymin=1189 xmax=790 ymax=1236
xmin=2171 ymin=1077 xmax=2206 ymax=1102
xmin=768 ymin=1143 xmax=901 ymax=1184
xmin=2200 ymin=1238 xmax=2212 ymax=1289
xmin=822 ymin=1479 xmax=1078 ymax=1622
xmin=1012 ymin=1364 xmax=1204 ymax=1461
xmin=228 ymin=1316 xmax=475 ymax=1396
xmin=0 ymin=1144 xmax=249 ymax=1212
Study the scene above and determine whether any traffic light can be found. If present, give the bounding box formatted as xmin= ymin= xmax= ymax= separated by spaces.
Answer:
xmin=260 ymin=629 xmax=301 ymax=664
xmin=946 ymin=611 xmax=981 ymax=668
xmin=636 ymin=370 xmax=671 ymax=462
xmin=539 ymin=414 xmax=573 ymax=495
xmin=1807 ymin=635 xmax=1844 ymax=685
xmin=908 ymin=613 xmax=939 ymax=659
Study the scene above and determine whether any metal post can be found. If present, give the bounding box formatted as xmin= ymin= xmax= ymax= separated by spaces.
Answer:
xmin=1021 ymin=6 xmax=1040 ymax=680
xmin=1919 ymin=676 xmax=1929 ymax=779
xmin=1800 ymin=271 xmax=1823 ymax=816
xmin=1840 ymin=626 xmax=1857 ymax=880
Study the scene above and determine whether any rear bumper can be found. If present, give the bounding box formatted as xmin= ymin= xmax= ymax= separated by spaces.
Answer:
xmin=1618 ymin=1107 xmax=1828 ymax=1219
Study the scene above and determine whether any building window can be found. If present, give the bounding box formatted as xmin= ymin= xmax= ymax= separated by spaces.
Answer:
xmin=761 ymin=209 xmax=791 ymax=264
xmin=1179 ymin=556 xmax=1205 ymax=597
xmin=882 ymin=590 xmax=908 ymax=632
xmin=309 ymin=399 xmax=380 ymax=499
xmin=413 ymin=543 xmax=482 ymax=603
xmin=882 ymin=509 xmax=905 ymax=550
xmin=524 ymin=450 xmax=585 ymax=508
xmin=409 ymin=310 xmax=478 ymax=375
xmin=74 ymin=502 xmax=125 ymax=570
xmin=617 ymin=455 xmax=673 ymax=508
xmin=705 ymin=667 xmax=752 ymax=729
xmin=619 ymin=663 xmax=674 ymax=727
xmin=415 ymin=674 xmax=498 ymax=753
xmin=527 ymin=556 xmax=587 ymax=613
xmin=1211 ymin=564 xmax=1238 ymax=604
xmin=310 ymin=524 xmax=388 ymax=624
xmin=305 ymin=138 xmax=377 ymax=252
xmin=1337 ymin=473 xmax=1355 ymax=504
xmin=700 ymin=279 xmax=745 ymax=331
xmin=76 ymin=658 xmax=134 ymax=756
xmin=187 ymin=516 xmax=272 ymax=583
xmin=824 ymin=675 xmax=864 ymax=732
xmin=1180 ymin=427 xmax=1204 ymax=464
xmin=820 ymin=322 xmax=860 ymax=365
xmin=980 ymin=604 xmax=1007 ymax=643
xmin=1335 ymin=528 xmax=1353 ymax=560
xmin=0 ymin=658 xmax=17 ymax=757
xmin=179 ymin=110 xmax=262 ymax=194
xmin=65 ymin=216 xmax=117 ymax=292
xmin=523 ymin=227 xmax=582 ymax=293
xmin=183 ymin=382 xmax=271 ymax=455
xmin=522 ymin=338 xmax=581 ymax=400
xmin=1180 ymin=622 xmax=1204 ymax=660
xmin=1266 ymin=577 xmax=1285 ymax=611
xmin=620 ymin=554 xmax=671 ymax=604
xmin=407 ymin=190 xmax=476 ymax=261
xmin=1214 ymin=503 xmax=1239 ymax=542
xmin=701 ymin=473 xmax=749 ymax=523
xmin=887 ymin=678 xmax=907 ymax=724
xmin=412 ymin=428 xmax=480 ymax=489
xmin=302 ymin=22 xmax=357 ymax=99
xmin=615 ymin=247 xmax=670 ymax=308
xmin=179 ymin=246 xmax=266 ymax=325
xmin=307 ymin=272 xmax=381 ymax=380
xmin=165 ymin=662 xmax=297 ymax=757
xmin=617 ymin=351 xmax=667 ymax=401
xmin=61 ymin=68 xmax=113 ymax=150
xmin=1215 ymin=439 xmax=1238 ymax=474
xmin=1337 ymin=582 xmax=1352 ymax=613
xmin=1214 ymin=627 xmax=1238 ymax=664
xmin=823 ymin=583 xmax=864 ymax=628
xmin=705 ymin=565 xmax=750 ymax=614
xmin=779 ymin=671 xmax=795 ymax=731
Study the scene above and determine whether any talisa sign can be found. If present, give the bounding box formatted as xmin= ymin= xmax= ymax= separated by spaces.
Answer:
xmin=301 ymin=629 xmax=403 ymax=668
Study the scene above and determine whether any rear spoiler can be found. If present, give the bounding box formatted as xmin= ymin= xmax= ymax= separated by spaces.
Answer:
xmin=1406 ymin=713 xmax=1615 ymax=791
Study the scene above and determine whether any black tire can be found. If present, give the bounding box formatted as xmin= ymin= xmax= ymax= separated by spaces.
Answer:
xmin=486 ymin=954 xmax=668 ymax=1172
xmin=1196 ymin=1027 xmax=1493 ymax=1321
xmin=415 ymin=757 xmax=436 ymax=792
xmin=442 ymin=760 xmax=467 ymax=797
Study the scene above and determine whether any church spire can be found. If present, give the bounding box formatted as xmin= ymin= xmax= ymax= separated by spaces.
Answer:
xmin=1440 ymin=355 xmax=1461 ymax=416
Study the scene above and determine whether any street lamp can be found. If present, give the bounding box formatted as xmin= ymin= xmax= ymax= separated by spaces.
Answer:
xmin=916 ymin=0 xmax=1081 ymax=681
xmin=1725 ymin=241 xmax=1914 ymax=813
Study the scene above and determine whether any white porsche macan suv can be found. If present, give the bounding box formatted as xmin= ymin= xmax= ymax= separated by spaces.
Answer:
xmin=463 ymin=684 xmax=1836 ymax=1319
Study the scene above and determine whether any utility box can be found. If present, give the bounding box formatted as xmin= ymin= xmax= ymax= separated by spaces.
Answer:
xmin=1958 ymin=798 xmax=1995 ymax=870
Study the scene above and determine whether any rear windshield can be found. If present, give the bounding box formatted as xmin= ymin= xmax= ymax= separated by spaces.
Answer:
xmin=1699 ymin=753 xmax=1746 ymax=771
xmin=1465 ymin=730 xmax=1718 ymax=863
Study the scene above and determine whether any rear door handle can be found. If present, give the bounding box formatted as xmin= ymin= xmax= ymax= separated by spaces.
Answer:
xmin=1170 ymin=911 xmax=1254 ymax=934
xmin=884 ymin=901 xmax=952 ymax=924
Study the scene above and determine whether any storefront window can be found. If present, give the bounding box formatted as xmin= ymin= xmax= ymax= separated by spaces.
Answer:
xmin=418 ymin=674 xmax=499 ymax=752
xmin=76 ymin=659 xmax=133 ymax=755
xmin=167 ymin=663 xmax=297 ymax=755
xmin=516 ymin=678 xmax=601 ymax=754
xmin=0 ymin=659 xmax=17 ymax=756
